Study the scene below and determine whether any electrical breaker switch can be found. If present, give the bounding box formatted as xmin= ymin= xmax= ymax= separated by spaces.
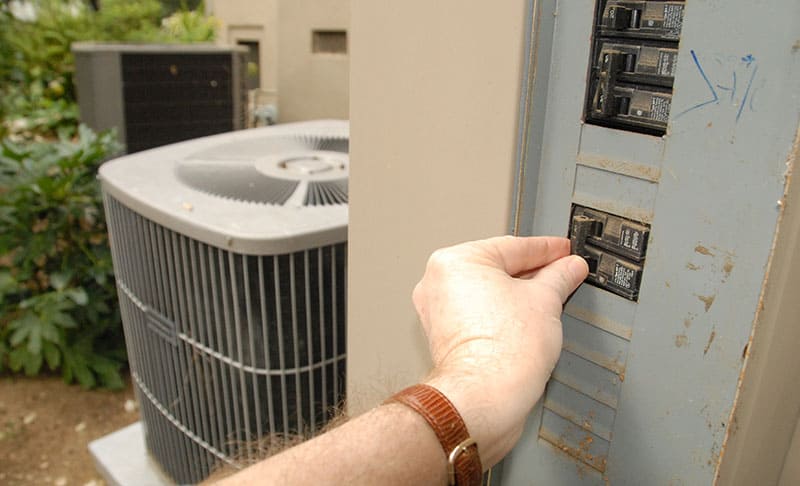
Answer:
xmin=600 ymin=1 xmax=685 ymax=41
xmin=585 ymin=247 xmax=644 ymax=300
xmin=598 ymin=42 xmax=678 ymax=87
xmin=571 ymin=205 xmax=649 ymax=261
xmin=570 ymin=214 xmax=603 ymax=258
xmin=569 ymin=205 xmax=650 ymax=301
xmin=586 ymin=0 xmax=683 ymax=135
xmin=590 ymin=83 xmax=671 ymax=132
xmin=603 ymin=5 xmax=633 ymax=30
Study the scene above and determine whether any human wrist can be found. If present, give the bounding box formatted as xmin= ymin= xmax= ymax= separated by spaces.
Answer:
xmin=423 ymin=365 xmax=526 ymax=469
xmin=385 ymin=383 xmax=483 ymax=485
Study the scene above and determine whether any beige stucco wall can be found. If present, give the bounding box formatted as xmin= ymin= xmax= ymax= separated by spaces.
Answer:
xmin=210 ymin=0 xmax=348 ymax=122
xmin=208 ymin=0 xmax=279 ymax=93
xmin=277 ymin=0 xmax=349 ymax=122
xmin=347 ymin=1 xmax=528 ymax=414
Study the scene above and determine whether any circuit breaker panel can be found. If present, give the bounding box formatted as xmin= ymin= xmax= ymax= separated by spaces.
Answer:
xmin=505 ymin=0 xmax=799 ymax=484
xmin=585 ymin=1 xmax=683 ymax=134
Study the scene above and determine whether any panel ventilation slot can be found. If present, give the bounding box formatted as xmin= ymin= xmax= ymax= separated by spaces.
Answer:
xmin=305 ymin=180 xmax=349 ymax=206
xmin=176 ymin=164 xmax=299 ymax=205
xmin=538 ymin=291 xmax=636 ymax=474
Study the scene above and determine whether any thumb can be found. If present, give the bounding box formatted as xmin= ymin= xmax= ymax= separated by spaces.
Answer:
xmin=529 ymin=255 xmax=589 ymax=303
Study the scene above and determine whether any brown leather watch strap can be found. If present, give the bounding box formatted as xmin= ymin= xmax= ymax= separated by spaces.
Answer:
xmin=387 ymin=384 xmax=482 ymax=486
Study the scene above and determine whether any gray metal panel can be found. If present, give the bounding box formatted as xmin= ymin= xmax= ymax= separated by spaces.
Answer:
xmin=511 ymin=0 xmax=558 ymax=236
xmin=507 ymin=0 xmax=800 ymax=484
xmin=73 ymin=50 xmax=126 ymax=145
xmin=503 ymin=2 xmax=595 ymax=480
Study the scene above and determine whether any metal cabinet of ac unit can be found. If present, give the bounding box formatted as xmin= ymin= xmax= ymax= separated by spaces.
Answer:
xmin=73 ymin=43 xmax=247 ymax=153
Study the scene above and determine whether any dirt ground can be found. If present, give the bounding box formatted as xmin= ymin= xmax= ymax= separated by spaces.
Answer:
xmin=0 ymin=373 xmax=139 ymax=486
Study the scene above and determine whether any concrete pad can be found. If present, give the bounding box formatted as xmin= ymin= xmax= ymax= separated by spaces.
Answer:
xmin=89 ymin=421 xmax=173 ymax=486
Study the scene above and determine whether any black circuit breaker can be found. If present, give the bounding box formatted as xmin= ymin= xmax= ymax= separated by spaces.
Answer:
xmin=586 ymin=0 xmax=685 ymax=134
xmin=569 ymin=205 xmax=650 ymax=300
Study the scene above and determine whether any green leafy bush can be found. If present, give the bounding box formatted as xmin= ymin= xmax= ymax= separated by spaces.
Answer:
xmin=0 ymin=1 xmax=221 ymax=387
xmin=161 ymin=8 xmax=220 ymax=42
xmin=0 ymin=125 xmax=125 ymax=388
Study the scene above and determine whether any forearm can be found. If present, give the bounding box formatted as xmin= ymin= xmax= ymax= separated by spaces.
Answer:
xmin=217 ymin=400 xmax=449 ymax=486
xmin=217 ymin=237 xmax=587 ymax=485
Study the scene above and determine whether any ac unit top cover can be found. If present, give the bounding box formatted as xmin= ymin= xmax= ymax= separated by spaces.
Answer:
xmin=99 ymin=120 xmax=349 ymax=255
xmin=71 ymin=41 xmax=248 ymax=54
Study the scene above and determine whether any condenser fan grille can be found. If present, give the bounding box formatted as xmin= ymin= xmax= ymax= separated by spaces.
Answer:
xmin=176 ymin=133 xmax=349 ymax=206
xmin=176 ymin=164 xmax=300 ymax=205
xmin=104 ymin=194 xmax=346 ymax=484
xmin=186 ymin=133 xmax=349 ymax=161
xmin=305 ymin=180 xmax=349 ymax=206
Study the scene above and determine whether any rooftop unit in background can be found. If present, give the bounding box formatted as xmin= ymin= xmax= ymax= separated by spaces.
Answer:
xmin=73 ymin=43 xmax=248 ymax=153
xmin=100 ymin=120 xmax=349 ymax=483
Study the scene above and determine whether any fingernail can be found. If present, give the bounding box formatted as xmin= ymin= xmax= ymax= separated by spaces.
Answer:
xmin=568 ymin=255 xmax=590 ymax=280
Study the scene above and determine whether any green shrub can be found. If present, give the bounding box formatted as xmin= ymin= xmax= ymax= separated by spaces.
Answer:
xmin=161 ymin=8 xmax=220 ymax=43
xmin=0 ymin=1 xmax=221 ymax=387
xmin=0 ymin=125 xmax=125 ymax=388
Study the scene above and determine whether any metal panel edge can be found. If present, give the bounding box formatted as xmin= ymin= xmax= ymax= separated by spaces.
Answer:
xmin=511 ymin=0 xmax=558 ymax=236
xmin=715 ymin=127 xmax=800 ymax=486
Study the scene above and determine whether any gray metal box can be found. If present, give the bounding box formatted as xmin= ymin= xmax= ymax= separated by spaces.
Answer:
xmin=506 ymin=0 xmax=800 ymax=484
xmin=73 ymin=43 xmax=247 ymax=153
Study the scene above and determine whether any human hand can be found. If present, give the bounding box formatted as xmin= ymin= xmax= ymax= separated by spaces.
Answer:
xmin=413 ymin=236 xmax=588 ymax=468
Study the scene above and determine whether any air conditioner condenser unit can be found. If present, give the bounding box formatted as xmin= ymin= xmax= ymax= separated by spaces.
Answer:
xmin=100 ymin=120 xmax=349 ymax=483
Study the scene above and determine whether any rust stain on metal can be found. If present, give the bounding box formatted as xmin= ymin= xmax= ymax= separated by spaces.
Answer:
xmin=675 ymin=334 xmax=689 ymax=348
xmin=723 ymin=261 xmax=734 ymax=277
xmin=572 ymin=195 xmax=654 ymax=224
xmin=704 ymin=328 xmax=717 ymax=356
xmin=710 ymin=442 xmax=721 ymax=468
xmin=554 ymin=434 xmax=607 ymax=472
xmin=618 ymin=371 xmax=625 ymax=382
xmin=576 ymin=153 xmax=662 ymax=182
xmin=696 ymin=294 xmax=716 ymax=312
xmin=722 ymin=257 xmax=735 ymax=280
xmin=695 ymin=245 xmax=714 ymax=256
xmin=563 ymin=341 xmax=626 ymax=374
xmin=542 ymin=428 xmax=607 ymax=473
xmin=686 ymin=262 xmax=701 ymax=271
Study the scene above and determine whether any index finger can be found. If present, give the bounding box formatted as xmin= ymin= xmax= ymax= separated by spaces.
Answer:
xmin=477 ymin=236 xmax=571 ymax=276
